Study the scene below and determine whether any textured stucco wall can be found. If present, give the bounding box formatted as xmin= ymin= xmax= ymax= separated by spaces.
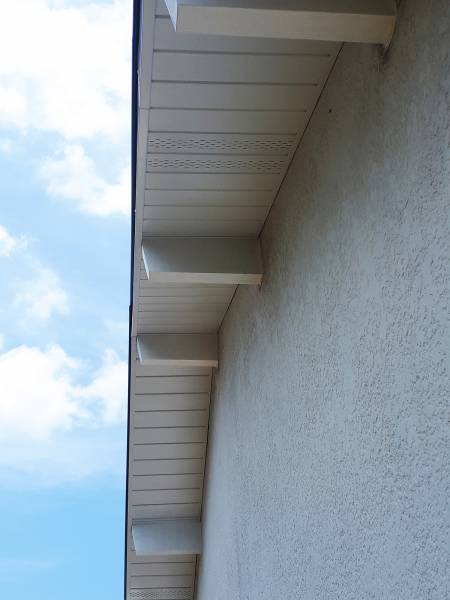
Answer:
xmin=196 ymin=2 xmax=450 ymax=599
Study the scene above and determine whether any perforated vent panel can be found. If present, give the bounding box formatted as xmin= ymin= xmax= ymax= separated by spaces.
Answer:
xmin=147 ymin=133 xmax=295 ymax=156
xmin=147 ymin=156 xmax=284 ymax=174
xmin=129 ymin=590 xmax=192 ymax=600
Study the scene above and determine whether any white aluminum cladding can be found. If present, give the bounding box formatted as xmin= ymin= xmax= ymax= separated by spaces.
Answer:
xmin=127 ymin=1 xmax=340 ymax=599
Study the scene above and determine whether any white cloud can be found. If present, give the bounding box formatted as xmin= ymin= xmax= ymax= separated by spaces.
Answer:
xmin=0 ymin=344 xmax=127 ymax=485
xmin=0 ymin=345 xmax=83 ymax=440
xmin=77 ymin=348 xmax=128 ymax=425
xmin=0 ymin=86 xmax=27 ymax=129
xmin=0 ymin=224 xmax=69 ymax=329
xmin=39 ymin=145 xmax=130 ymax=216
xmin=14 ymin=263 xmax=70 ymax=324
xmin=0 ymin=1 xmax=131 ymax=218
xmin=0 ymin=0 xmax=131 ymax=140
xmin=0 ymin=137 xmax=13 ymax=153
xmin=0 ymin=2 xmax=131 ymax=487
xmin=0 ymin=224 xmax=27 ymax=257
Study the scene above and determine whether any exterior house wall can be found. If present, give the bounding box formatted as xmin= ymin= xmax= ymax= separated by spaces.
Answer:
xmin=196 ymin=1 xmax=450 ymax=598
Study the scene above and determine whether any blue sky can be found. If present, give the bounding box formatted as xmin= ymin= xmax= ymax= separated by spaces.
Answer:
xmin=0 ymin=1 xmax=132 ymax=597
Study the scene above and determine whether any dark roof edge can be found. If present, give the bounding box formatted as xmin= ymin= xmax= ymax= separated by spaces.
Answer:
xmin=124 ymin=1 xmax=141 ymax=599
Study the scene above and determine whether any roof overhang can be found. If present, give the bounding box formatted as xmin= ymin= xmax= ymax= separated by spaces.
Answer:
xmin=125 ymin=2 xmax=396 ymax=598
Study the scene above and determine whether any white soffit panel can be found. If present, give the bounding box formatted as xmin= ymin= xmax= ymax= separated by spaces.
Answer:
xmin=126 ymin=339 xmax=209 ymax=600
xmin=137 ymin=279 xmax=236 ymax=334
xmin=128 ymin=551 xmax=196 ymax=600
xmin=127 ymin=2 xmax=342 ymax=599
xmin=143 ymin=1 xmax=340 ymax=239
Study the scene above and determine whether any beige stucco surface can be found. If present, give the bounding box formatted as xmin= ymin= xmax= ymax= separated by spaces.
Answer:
xmin=196 ymin=1 xmax=450 ymax=598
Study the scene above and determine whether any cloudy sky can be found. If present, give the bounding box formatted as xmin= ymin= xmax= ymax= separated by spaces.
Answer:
xmin=0 ymin=1 xmax=132 ymax=597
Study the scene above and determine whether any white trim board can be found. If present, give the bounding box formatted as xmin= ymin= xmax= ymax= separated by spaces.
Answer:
xmin=137 ymin=333 xmax=218 ymax=368
xmin=165 ymin=0 xmax=396 ymax=45
xmin=142 ymin=237 xmax=263 ymax=285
